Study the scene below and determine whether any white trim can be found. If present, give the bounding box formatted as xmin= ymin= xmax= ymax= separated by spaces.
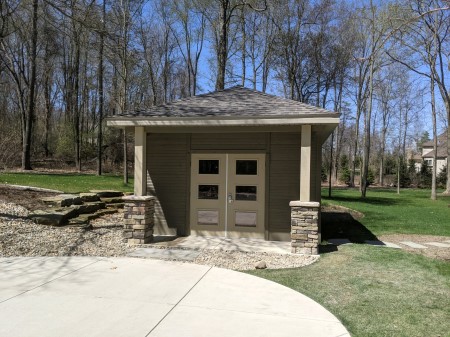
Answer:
xmin=225 ymin=153 xmax=229 ymax=238
xmin=289 ymin=201 xmax=320 ymax=208
xmin=107 ymin=116 xmax=339 ymax=128
xmin=300 ymin=125 xmax=311 ymax=202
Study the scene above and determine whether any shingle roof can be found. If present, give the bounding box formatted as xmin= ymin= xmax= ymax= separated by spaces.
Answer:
xmin=423 ymin=147 xmax=447 ymax=159
xmin=422 ymin=131 xmax=447 ymax=147
xmin=115 ymin=86 xmax=338 ymax=118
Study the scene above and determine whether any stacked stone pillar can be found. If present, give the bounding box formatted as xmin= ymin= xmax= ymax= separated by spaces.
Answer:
xmin=122 ymin=196 xmax=155 ymax=244
xmin=289 ymin=201 xmax=320 ymax=255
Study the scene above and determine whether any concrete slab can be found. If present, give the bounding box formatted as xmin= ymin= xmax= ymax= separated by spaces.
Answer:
xmin=381 ymin=241 xmax=402 ymax=249
xmin=424 ymin=242 xmax=450 ymax=248
xmin=0 ymin=256 xmax=101 ymax=302
xmin=399 ymin=241 xmax=428 ymax=249
xmin=129 ymin=247 xmax=202 ymax=261
xmin=364 ymin=240 xmax=401 ymax=249
xmin=328 ymin=238 xmax=352 ymax=246
xmin=218 ymin=237 xmax=291 ymax=254
xmin=0 ymin=257 xmax=349 ymax=337
xmin=150 ymin=236 xmax=292 ymax=254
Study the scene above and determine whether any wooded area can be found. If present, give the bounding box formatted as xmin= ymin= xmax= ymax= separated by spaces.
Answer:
xmin=0 ymin=0 xmax=449 ymax=198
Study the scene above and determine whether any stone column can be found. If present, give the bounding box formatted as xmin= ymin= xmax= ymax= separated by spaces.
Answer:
xmin=123 ymin=195 xmax=155 ymax=244
xmin=289 ymin=201 xmax=320 ymax=255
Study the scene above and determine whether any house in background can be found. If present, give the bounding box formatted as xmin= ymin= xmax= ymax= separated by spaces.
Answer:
xmin=107 ymin=86 xmax=339 ymax=254
xmin=421 ymin=131 xmax=448 ymax=173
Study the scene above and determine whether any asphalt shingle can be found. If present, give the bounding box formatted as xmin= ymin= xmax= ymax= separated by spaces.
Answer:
xmin=114 ymin=86 xmax=337 ymax=118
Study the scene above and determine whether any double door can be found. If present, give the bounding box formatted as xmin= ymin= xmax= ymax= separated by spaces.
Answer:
xmin=190 ymin=153 xmax=265 ymax=238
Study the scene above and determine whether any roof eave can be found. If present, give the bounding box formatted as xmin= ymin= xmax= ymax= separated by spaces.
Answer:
xmin=106 ymin=114 xmax=340 ymax=127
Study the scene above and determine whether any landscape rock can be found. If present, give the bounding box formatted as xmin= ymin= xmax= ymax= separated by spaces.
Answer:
xmin=255 ymin=261 xmax=267 ymax=269
xmin=73 ymin=202 xmax=105 ymax=215
xmin=79 ymin=193 xmax=100 ymax=202
xmin=41 ymin=194 xmax=82 ymax=207
xmin=29 ymin=207 xmax=78 ymax=226
xmin=100 ymin=197 xmax=124 ymax=204
xmin=90 ymin=190 xmax=123 ymax=198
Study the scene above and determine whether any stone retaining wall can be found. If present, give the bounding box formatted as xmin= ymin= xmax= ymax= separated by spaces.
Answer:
xmin=289 ymin=201 xmax=320 ymax=255
xmin=123 ymin=196 xmax=155 ymax=244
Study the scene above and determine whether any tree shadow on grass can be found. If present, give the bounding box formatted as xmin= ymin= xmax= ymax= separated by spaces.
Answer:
xmin=322 ymin=195 xmax=405 ymax=206
xmin=321 ymin=211 xmax=378 ymax=245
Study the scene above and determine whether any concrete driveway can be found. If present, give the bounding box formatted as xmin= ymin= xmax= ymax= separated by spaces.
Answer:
xmin=0 ymin=257 xmax=349 ymax=337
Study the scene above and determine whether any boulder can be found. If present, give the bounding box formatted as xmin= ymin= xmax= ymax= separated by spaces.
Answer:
xmin=255 ymin=261 xmax=267 ymax=269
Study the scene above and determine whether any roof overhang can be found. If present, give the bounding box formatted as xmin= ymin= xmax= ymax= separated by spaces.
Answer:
xmin=106 ymin=113 xmax=340 ymax=128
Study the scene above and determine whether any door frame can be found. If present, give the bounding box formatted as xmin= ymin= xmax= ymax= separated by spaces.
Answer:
xmin=189 ymin=152 xmax=267 ymax=239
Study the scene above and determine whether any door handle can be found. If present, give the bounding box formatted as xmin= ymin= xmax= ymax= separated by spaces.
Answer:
xmin=228 ymin=193 xmax=234 ymax=203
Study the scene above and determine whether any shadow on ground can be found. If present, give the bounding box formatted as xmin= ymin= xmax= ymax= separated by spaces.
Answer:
xmin=321 ymin=211 xmax=378 ymax=244
xmin=322 ymin=195 xmax=404 ymax=206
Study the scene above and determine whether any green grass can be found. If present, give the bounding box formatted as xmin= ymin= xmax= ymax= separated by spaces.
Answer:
xmin=0 ymin=172 xmax=133 ymax=193
xmin=322 ymin=188 xmax=450 ymax=237
xmin=249 ymin=245 xmax=450 ymax=337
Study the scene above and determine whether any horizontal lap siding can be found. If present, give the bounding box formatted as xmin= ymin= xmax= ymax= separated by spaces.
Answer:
xmin=147 ymin=133 xmax=189 ymax=236
xmin=268 ymin=133 xmax=300 ymax=240
xmin=146 ymin=131 xmax=321 ymax=242
xmin=191 ymin=133 xmax=267 ymax=151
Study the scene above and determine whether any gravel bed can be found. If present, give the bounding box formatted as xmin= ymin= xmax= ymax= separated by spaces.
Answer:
xmin=0 ymin=200 xmax=318 ymax=270
xmin=193 ymin=250 xmax=318 ymax=270
xmin=0 ymin=200 xmax=130 ymax=257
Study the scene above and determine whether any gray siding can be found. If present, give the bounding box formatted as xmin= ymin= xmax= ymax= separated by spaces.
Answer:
xmin=146 ymin=131 xmax=322 ymax=241
xmin=268 ymin=133 xmax=300 ymax=240
xmin=191 ymin=133 xmax=267 ymax=151
xmin=147 ymin=133 xmax=189 ymax=235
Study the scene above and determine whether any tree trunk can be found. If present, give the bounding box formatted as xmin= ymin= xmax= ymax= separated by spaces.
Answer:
xmin=216 ymin=1 xmax=228 ymax=90
xmin=22 ymin=0 xmax=38 ymax=170
xmin=430 ymin=72 xmax=437 ymax=200
xmin=97 ymin=0 xmax=105 ymax=176
xmin=123 ymin=129 xmax=128 ymax=184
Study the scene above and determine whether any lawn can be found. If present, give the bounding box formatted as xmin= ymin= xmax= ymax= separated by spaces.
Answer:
xmin=2 ymin=174 xmax=449 ymax=336
xmin=0 ymin=172 xmax=133 ymax=193
xmin=249 ymin=187 xmax=450 ymax=336
xmin=322 ymin=188 xmax=450 ymax=237
xmin=249 ymin=244 xmax=450 ymax=337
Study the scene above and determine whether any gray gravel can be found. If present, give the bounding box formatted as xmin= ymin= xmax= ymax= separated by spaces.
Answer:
xmin=0 ymin=200 xmax=318 ymax=270
xmin=0 ymin=201 xmax=130 ymax=257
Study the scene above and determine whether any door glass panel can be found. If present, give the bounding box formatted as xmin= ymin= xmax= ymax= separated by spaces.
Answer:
xmin=198 ymin=185 xmax=219 ymax=199
xmin=199 ymin=160 xmax=219 ymax=174
xmin=235 ymin=186 xmax=257 ymax=201
xmin=197 ymin=210 xmax=219 ymax=226
xmin=235 ymin=211 xmax=257 ymax=227
xmin=236 ymin=160 xmax=257 ymax=175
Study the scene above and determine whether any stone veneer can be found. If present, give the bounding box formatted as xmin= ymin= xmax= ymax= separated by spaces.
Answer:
xmin=122 ymin=195 xmax=155 ymax=244
xmin=289 ymin=201 xmax=320 ymax=255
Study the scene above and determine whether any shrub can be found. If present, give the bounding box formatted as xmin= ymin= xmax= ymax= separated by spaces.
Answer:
xmin=437 ymin=165 xmax=447 ymax=188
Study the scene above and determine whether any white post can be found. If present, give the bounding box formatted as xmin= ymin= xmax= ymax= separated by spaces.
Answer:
xmin=134 ymin=126 xmax=147 ymax=196
xmin=300 ymin=125 xmax=311 ymax=202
